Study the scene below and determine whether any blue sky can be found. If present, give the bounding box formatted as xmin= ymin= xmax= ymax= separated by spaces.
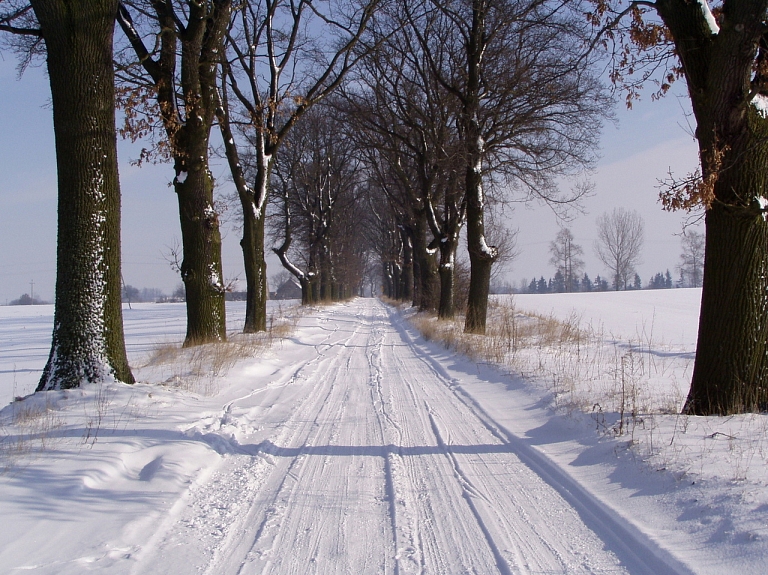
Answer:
xmin=0 ymin=53 xmax=699 ymax=304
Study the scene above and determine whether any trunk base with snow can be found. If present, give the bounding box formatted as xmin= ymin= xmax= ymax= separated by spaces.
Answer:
xmin=176 ymin=165 xmax=227 ymax=346
xmin=34 ymin=0 xmax=133 ymax=390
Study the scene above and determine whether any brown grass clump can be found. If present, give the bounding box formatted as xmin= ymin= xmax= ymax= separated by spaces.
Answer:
xmin=0 ymin=395 xmax=63 ymax=473
xmin=143 ymin=304 xmax=303 ymax=395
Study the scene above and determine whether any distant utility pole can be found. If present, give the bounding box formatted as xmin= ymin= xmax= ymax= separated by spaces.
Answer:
xmin=30 ymin=280 xmax=34 ymax=302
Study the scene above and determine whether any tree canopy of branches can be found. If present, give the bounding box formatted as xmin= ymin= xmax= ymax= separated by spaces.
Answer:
xmin=596 ymin=0 xmax=768 ymax=414
xmin=1 ymin=0 xmax=134 ymax=389
xmin=342 ymin=5 xmax=466 ymax=316
xmin=216 ymin=0 xmax=378 ymax=332
xmin=116 ymin=0 xmax=230 ymax=346
xmin=594 ymin=208 xmax=644 ymax=291
xmin=404 ymin=0 xmax=608 ymax=333
xmin=270 ymin=103 xmax=369 ymax=303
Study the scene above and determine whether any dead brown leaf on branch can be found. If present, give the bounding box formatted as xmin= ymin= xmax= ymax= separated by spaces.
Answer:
xmin=658 ymin=142 xmax=728 ymax=212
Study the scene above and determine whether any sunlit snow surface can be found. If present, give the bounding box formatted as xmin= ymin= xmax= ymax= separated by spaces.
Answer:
xmin=0 ymin=294 xmax=767 ymax=575
xmin=0 ymin=301 xmax=268 ymax=403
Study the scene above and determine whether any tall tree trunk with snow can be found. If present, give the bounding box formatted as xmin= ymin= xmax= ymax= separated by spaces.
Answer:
xmin=241 ymin=158 xmax=270 ymax=332
xmin=410 ymin=216 xmax=439 ymax=311
xmin=34 ymin=0 xmax=134 ymax=390
xmin=427 ymin=183 xmax=465 ymax=320
xmin=400 ymin=228 xmax=414 ymax=302
xmin=461 ymin=2 xmax=497 ymax=334
xmin=174 ymin=125 xmax=227 ymax=344
xmin=464 ymin=156 xmax=497 ymax=333
xmin=654 ymin=0 xmax=768 ymax=414
xmin=118 ymin=1 xmax=230 ymax=346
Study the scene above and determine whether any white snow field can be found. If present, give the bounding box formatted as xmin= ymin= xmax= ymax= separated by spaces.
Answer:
xmin=0 ymin=294 xmax=766 ymax=574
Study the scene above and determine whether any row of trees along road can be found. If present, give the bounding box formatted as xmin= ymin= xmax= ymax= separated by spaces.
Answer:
xmin=2 ymin=0 xmax=768 ymax=415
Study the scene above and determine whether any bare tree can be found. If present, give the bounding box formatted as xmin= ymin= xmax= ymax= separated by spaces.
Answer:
xmin=594 ymin=208 xmax=644 ymax=291
xmin=271 ymin=103 xmax=365 ymax=304
xmin=407 ymin=0 xmax=608 ymax=333
xmin=678 ymin=230 xmax=704 ymax=288
xmin=216 ymin=0 xmax=378 ymax=332
xmin=594 ymin=0 xmax=768 ymax=413
xmin=116 ymin=0 xmax=231 ymax=346
xmin=549 ymin=228 xmax=584 ymax=292
xmin=2 ymin=0 xmax=134 ymax=389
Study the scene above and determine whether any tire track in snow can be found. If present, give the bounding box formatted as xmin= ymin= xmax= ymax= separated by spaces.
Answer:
xmin=386 ymin=303 xmax=695 ymax=575
xmin=367 ymin=306 xmax=425 ymax=575
xmin=385 ymin=328 xmax=594 ymax=574
xmin=425 ymin=408 xmax=512 ymax=575
xmin=376 ymin=320 xmax=499 ymax=573
xmin=132 ymin=299 xmax=694 ymax=575
xmin=128 ymin=310 xmax=374 ymax=575
xmin=216 ymin=302 xmax=393 ymax=575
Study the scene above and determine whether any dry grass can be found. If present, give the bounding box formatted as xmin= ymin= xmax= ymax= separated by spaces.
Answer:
xmin=0 ymin=395 xmax=63 ymax=473
xmin=405 ymin=299 xmax=715 ymax=475
xmin=142 ymin=304 xmax=303 ymax=395
xmin=407 ymin=297 xmax=688 ymax=436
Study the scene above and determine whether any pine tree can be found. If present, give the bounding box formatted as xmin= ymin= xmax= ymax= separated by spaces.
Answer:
xmin=552 ymin=270 xmax=566 ymax=293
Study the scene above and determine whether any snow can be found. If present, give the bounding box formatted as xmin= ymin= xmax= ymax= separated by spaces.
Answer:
xmin=757 ymin=196 xmax=768 ymax=220
xmin=751 ymin=94 xmax=768 ymax=119
xmin=479 ymin=234 xmax=498 ymax=258
xmin=176 ymin=171 xmax=188 ymax=184
xmin=697 ymin=0 xmax=719 ymax=35
xmin=1 ymin=294 xmax=767 ymax=574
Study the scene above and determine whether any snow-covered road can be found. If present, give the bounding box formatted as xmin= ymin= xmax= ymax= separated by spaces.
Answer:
xmin=124 ymin=298 xmax=684 ymax=575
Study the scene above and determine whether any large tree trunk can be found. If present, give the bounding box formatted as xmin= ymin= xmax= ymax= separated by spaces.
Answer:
xmin=34 ymin=0 xmax=134 ymax=390
xmin=411 ymin=216 xmax=439 ymax=311
xmin=175 ymin=136 xmax=227 ymax=345
xmin=684 ymin=103 xmax=768 ymax=414
xmin=400 ymin=229 xmax=414 ymax=302
xmin=462 ymin=1 xmax=496 ymax=334
xmin=654 ymin=0 xmax=768 ymax=414
xmin=464 ymin=165 xmax=496 ymax=334
xmin=688 ymin=201 xmax=768 ymax=414
xmin=118 ymin=0 xmax=230 ymax=347
xmin=241 ymin=194 xmax=268 ymax=333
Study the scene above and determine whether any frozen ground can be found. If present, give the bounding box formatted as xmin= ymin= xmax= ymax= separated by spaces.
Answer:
xmin=0 ymin=294 xmax=766 ymax=574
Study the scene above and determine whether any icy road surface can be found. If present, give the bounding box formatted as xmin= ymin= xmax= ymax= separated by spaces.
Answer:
xmin=128 ymin=299 xmax=681 ymax=575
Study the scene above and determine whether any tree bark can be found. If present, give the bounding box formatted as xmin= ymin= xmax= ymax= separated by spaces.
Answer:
xmin=461 ymin=0 xmax=497 ymax=334
xmin=437 ymin=237 xmax=458 ymax=319
xmin=689 ymin=201 xmax=768 ymax=413
xmin=118 ymin=1 xmax=230 ymax=346
xmin=175 ymin=133 xmax=227 ymax=345
xmin=240 ymin=181 xmax=268 ymax=332
xmin=411 ymin=216 xmax=439 ymax=311
xmin=400 ymin=229 xmax=414 ymax=302
xmin=464 ymin=164 xmax=496 ymax=333
xmin=654 ymin=0 xmax=768 ymax=413
xmin=34 ymin=0 xmax=133 ymax=390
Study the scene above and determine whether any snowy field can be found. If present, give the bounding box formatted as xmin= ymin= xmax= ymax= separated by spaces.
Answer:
xmin=0 ymin=301 xmax=295 ymax=405
xmin=0 ymin=294 xmax=766 ymax=574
